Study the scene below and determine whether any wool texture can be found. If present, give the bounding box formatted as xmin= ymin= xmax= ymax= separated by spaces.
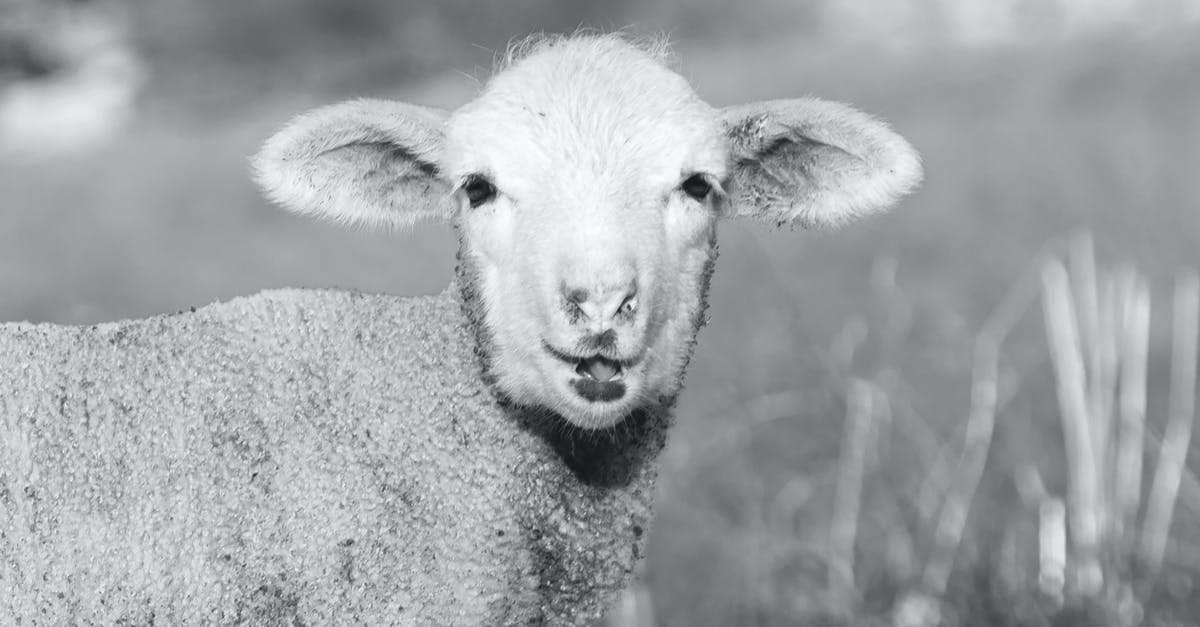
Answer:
xmin=0 ymin=286 xmax=665 ymax=625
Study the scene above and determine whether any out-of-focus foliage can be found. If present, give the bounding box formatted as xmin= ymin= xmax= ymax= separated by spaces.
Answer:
xmin=134 ymin=0 xmax=638 ymax=99
xmin=7 ymin=0 xmax=1198 ymax=110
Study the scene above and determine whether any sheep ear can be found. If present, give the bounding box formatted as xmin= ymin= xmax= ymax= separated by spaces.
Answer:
xmin=253 ymin=99 xmax=454 ymax=229
xmin=721 ymin=98 xmax=922 ymax=228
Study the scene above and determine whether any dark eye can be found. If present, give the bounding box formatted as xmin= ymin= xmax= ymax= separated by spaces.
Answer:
xmin=680 ymin=174 xmax=711 ymax=201
xmin=462 ymin=174 xmax=497 ymax=208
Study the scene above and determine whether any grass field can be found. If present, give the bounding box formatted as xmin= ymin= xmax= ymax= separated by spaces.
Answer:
xmin=3 ymin=13 xmax=1199 ymax=625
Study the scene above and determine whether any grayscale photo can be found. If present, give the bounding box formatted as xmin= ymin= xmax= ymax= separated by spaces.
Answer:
xmin=1 ymin=1 xmax=1197 ymax=624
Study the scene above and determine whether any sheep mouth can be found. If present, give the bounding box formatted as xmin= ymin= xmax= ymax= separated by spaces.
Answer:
xmin=570 ymin=357 xmax=626 ymax=402
xmin=543 ymin=342 xmax=635 ymax=372
xmin=542 ymin=342 xmax=632 ymax=403
xmin=573 ymin=356 xmax=622 ymax=382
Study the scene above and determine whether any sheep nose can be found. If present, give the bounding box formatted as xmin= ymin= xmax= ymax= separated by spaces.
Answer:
xmin=563 ymin=279 xmax=638 ymax=324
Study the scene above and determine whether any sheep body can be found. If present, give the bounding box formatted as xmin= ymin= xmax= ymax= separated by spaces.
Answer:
xmin=1 ymin=286 xmax=659 ymax=625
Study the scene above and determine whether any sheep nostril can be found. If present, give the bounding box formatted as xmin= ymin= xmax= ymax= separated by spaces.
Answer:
xmin=561 ymin=280 xmax=636 ymax=322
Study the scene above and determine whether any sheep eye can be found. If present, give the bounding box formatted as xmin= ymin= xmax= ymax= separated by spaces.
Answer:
xmin=680 ymin=174 xmax=711 ymax=201
xmin=462 ymin=175 xmax=497 ymax=208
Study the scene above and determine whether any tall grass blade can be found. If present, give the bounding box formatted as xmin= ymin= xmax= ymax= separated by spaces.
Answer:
xmin=1039 ymin=497 xmax=1068 ymax=602
xmin=1115 ymin=271 xmax=1150 ymax=554
xmin=1139 ymin=270 xmax=1199 ymax=589
xmin=828 ymin=378 xmax=874 ymax=607
xmin=921 ymin=338 xmax=1000 ymax=596
xmin=1092 ymin=273 xmax=1120 ymax=550
xmin=1143 ymin=425 xmax=1200 ymax=520
xmin=1042 ymin=258 xmax=1103 ymax=596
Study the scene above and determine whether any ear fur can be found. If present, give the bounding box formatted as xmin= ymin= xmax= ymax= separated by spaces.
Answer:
xmin=722 ymin=98 xmax=922 ymax=228
xmin=252 ymin=99 xmax=454 ymax=229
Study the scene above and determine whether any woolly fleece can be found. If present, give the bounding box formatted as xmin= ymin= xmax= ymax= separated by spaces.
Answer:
xmin=0 ymin=286 xmax=664 ymax=625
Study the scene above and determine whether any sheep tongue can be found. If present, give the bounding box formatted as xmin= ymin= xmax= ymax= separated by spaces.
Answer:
xmin=580 ymin=357 xmax=619 ymax=382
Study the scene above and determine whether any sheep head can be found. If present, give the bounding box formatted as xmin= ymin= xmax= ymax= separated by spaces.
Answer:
xmin=253 ymin=34 xmax=922 ymax=430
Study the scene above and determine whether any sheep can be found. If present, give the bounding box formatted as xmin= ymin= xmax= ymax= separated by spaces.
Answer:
xmin=0 ymin=33 xmax=922 ymax=625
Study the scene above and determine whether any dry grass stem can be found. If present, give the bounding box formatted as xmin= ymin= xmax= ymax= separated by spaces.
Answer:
xmin=1090 ymin=273 xmax=1120 ymax=549
xmin=1069 ymin=233 xmax=1102 ymax=381
xmin=921 ymin=339 xmax=1001 ymax=596
xmin=828 ymin=378 xmax=874 ymax=605
xmin=918 ymin=244 xmax=1052 ymax=596
xmin=1039 ymin=497 xmax=1068 ymax=601
xmin=1115 ymin=271 xmax=1150 ymax=551
xmin=1139 ymin=270 xmax=1199 ymax=587
xmin=1143 ymin=425 xmax=1200 ymax=520
xmin=1041 ymin=259 xmax=1104 ymax=596
xmin=1069 ymin=237 xmax=1115 ymax=508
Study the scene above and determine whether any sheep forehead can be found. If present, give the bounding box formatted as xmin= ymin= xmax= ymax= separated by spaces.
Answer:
xmin=444 ymin=36 xmax=726 ymax=192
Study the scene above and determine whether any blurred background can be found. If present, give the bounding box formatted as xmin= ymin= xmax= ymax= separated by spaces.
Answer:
xmin=2 ymin=1 xmax=1199 ymax=624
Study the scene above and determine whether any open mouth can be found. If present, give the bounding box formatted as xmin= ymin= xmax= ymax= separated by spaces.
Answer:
xmin=573 ymin=357 xmax=626 ymax=402
xmin=575 ymin=356 xmax=623 ymax=382
xmin=543 ymin=342 xmax=631 ymax=404
xmin=570 ymin=355 xmax=627 ymax=402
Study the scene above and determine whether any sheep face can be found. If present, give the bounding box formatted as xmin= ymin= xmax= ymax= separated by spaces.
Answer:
xmin=443 ymin=38 xmax=725 ymax=428
xmin=253 ymin=34 xmax=923 ymax=430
